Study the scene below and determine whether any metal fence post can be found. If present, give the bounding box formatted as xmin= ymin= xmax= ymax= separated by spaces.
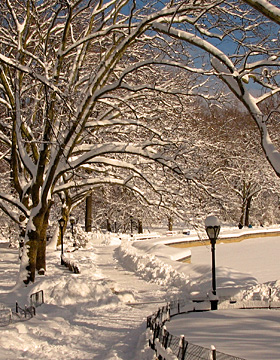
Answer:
xmin=211 ymin=345 xmax=216 ymax=360
xmin=179 ymin=335 xmax=188 ymax=360
xmin=167 ymin=303 xmax=170 ymax=321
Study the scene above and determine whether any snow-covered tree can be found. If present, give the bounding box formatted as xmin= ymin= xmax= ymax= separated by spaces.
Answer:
xmin=152 ymin=0 xmax=280 ymax=179
xmin=193 ymin=103 xmax=280 ymax=226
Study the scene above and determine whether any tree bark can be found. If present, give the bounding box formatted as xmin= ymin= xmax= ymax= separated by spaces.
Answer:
xmin=106 ymin=218 xmax=111 ymax=232
xmin=85 ymin=194 xmax=92 ymax=232
xmin=23 ymin=207 xmax=50 ymax=283
xmin=138 ymin=219 xmax=143 ymax=233
xmin=36 ymin=239 xmax=46 ymax=275
xmin=168 ymin=216 xmax=173 ymax=231
xmin=23 ymin=236 xmax=38 ymax=284
xmin=36 ymin=210 xmax=49 ymax=275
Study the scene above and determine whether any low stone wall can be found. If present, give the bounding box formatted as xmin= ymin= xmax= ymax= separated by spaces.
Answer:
xmin=166 ymin=230 xmax=280 ymax=249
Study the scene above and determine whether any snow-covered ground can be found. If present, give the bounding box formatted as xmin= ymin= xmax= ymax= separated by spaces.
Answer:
xmin=0 ymin=226 xmax=279 ymax=359
xmin=166 ymin=308 xmax=280 ymax=360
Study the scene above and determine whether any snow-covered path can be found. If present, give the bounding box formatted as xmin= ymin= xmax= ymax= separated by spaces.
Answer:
xmin=94 ymin=244 xmax=168 ymax=306
xmin=90 ymin=243 xmax=171 ymax=359
xmin=0 ymin=238 xmax=167 ymax=360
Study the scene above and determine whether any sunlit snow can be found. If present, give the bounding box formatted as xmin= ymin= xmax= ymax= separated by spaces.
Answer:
xmin=0 ymin=226 xmax=279 ymax=359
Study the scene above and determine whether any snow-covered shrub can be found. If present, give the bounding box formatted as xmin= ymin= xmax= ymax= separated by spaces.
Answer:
xmin=0 ymin=222 xmax=19 ymax=247
xmin=64 ymin=224 xmax=96 ymax=248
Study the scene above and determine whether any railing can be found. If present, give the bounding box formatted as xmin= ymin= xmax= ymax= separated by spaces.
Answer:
xmin=15 ymin=302 xmax=36 ymax=319
xmin=30 ymin=289 xmax=44 ymax=308
xmin=147 ymin=299 xmax=248 ymax=360
xmin=15 ymin=290 xmax=44 ymax=321
xmin=219 ymin=299 xmax=280 ymax=310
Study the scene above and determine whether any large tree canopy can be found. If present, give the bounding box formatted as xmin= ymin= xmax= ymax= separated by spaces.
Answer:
xmin=0 ymin=0 xmax=207 ymax=283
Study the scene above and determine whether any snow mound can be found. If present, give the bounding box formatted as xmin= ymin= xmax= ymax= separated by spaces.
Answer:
xmin=42 ymin=277 xmax=119 ymax=306
xmin=241 ymin=280 xmax=280 ymax=301
xmin=115 ymin=240 xmax=189 ymax=288
xmin=111 ymin=286 xmax=136 ymax=303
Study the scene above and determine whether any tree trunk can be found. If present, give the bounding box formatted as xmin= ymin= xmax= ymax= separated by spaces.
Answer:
xmin=85 ymin=194 xmax=92 ymax=232
xmin=23 ymin=238 xmax=38 ymax=284
xmin=36 ymin=239 xmax=46 ymax=275
xmin=23 ymin=207 xmax=50 ymax=284
xmin=239 ymin=211 xmax=245 ymax=226
xmin=239 ymin=193 xmax=247 ymax=226
xmin=138 ymin=219 xmax=143 ymax=233
xmin=36 ymin=209 xmax=49 ymax=275
xmin=245 ymin=196 xmax=253 ymax=227
xmin=106 ymin=218 xmax=111 ymax=232
xmin=168 ymin=216 xmax=173 ymax=231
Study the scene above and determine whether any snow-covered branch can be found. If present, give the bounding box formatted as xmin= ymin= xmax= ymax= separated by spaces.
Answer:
xmin=243 ymin=0 xmax=280 ymax=23
xmin=0 ymin=192 xmax=29 ymax=218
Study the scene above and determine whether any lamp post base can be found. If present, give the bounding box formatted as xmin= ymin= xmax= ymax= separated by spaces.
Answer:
xmin=210 ymin=299 xmax=218 ymax=310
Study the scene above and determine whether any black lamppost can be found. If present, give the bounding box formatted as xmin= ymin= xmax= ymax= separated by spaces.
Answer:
xmin=205 ymin=215 xmax=221 ymax=310
xmin=58 ymin=218 xmax=66 ymax=265
xmin=70 ymin=216 xmax=76 ymax=247
xmin=130 ymin=215 xmax=133 ymax=236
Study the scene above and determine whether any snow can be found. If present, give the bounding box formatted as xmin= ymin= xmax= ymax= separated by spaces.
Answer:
xmin=246 ymin=0 xmax=280 ymax=19
xmin=205 ymin=215 xmax=220 ymax=227
xmin=152 ymin=23 xmax=236 ymax=71
xmin=0 ymin=226 xmax=279 ymax=359
xmin=166 ymin=309 xmax=280 ymax=360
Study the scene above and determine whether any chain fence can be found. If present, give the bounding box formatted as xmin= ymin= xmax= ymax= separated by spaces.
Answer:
xmin=7 ymin=289 xmax=45 ymax=323
xmin=15 ymin=302 xmax=36 ymax=319
xmin=15 ymin=290 xmax=44 ymax=320
xmin=147 ymin=297 xmax=280 ymax=360
xmin=0 ymin=290 xmax=45 ymax=326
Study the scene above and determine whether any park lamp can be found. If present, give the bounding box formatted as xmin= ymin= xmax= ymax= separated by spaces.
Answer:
xmin=205 ymin=215 xmax=221 ymax=310
xmin=205 ymin=225 xmax=220 ymax=243
xmin=58 ymin=218 xmax=66 ymax=265
xmin=205 ymin=216 xmax=220 ymax=243
xmin=58 ymin=217 xmax=65 ymax=229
